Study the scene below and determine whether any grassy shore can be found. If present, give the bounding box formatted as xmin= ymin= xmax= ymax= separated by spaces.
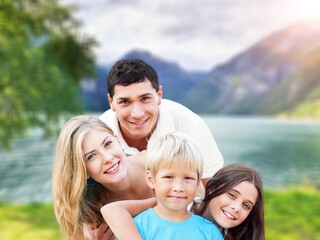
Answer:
xmin=1 ymin=187 xmax=319 ymax=240
xmin=265 ymin=187 xmax=320 ymax=240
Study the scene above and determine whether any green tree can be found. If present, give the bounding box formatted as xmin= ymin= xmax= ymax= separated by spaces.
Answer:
xmin=0 ymin=0 xmax=97 ymax=148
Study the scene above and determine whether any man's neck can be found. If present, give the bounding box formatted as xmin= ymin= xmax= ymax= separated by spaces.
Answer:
xmin=125 ymin=136 xmax=148 ymax=151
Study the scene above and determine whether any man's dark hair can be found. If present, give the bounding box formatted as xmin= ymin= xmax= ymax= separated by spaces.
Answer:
xmin=107 ymin=59 xmax=159 ymax=98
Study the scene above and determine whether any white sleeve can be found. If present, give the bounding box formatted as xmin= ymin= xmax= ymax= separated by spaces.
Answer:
xmin=164 ymin=100 xmax=224 ymax=178
xmin=191 ymin=116 xmax=224 ymax=178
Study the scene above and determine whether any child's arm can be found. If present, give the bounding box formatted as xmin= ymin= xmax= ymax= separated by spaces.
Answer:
xmin=101 ymin=197 xmax=157 ymax=240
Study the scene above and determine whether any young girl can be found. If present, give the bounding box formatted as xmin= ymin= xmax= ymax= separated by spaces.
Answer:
xmin=192 ymin=163 xmax=264 ymax=240
xmin=101 ymin=163 xmax=264 ymax=240
xmin=52 ymin=115 xmax=155 ymax=240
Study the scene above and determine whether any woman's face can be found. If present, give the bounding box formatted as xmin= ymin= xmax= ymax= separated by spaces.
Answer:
xmin=208 ymin=181 xmax=258 ymax=229
xmin=82 ymin=128 xmax=128 ymax=186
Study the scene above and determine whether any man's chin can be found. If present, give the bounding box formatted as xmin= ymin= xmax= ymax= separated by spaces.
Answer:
xmin=132 ymin=132 xmax=149 ymax=139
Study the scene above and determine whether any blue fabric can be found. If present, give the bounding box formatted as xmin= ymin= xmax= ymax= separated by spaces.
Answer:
xmin=133 ymin=208 xmax=224 ymax=240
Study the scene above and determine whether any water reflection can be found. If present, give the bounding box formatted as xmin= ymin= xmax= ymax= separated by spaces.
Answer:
xmin=0 ymin=116 xmax=319 ymax=203
xmin=203 ymin=116 xmax=320 ymax=189
xmin=0 ymin=131 xmax=55 ymax=203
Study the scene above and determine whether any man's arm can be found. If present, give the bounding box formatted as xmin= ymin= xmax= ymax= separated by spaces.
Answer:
xmin=101 ymin=198 xmax=157 ymax=240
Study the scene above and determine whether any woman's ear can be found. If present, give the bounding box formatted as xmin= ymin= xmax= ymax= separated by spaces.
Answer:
xmin=146 ymin=170 xmax=155 ymax=189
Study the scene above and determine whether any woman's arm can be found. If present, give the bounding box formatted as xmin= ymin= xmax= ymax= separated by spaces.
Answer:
xmin=101 ymin=197 xmax=157 ymax=240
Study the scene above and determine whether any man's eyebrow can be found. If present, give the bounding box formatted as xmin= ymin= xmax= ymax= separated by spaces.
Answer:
xmin=116 ymin=93 xmax=153 ymax=101
xmin=140 ymin=93 xmax=153 ymax=97
xmin=116 ymin=97 xmax=128 ymax=101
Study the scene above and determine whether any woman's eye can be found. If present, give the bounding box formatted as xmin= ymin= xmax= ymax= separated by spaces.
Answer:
xmin=87 ymin=154 xmax=95 ymax=161
xmin=104 ymin=140 xmax=112 ymax=148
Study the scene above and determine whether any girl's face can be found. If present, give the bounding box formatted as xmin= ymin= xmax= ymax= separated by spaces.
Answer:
xmin=82 ymin=128 xmax=128 ymax=186
xmin=209 ymin=181 xmax=258 ymax=229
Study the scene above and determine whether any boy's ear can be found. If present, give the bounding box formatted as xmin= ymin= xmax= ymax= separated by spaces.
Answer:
xmin=146 ymin=170 xmax=155 ymax=189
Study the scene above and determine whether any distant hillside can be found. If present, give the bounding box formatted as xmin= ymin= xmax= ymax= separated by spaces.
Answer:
xmin=121 ymin=50 xmax=206 ymax=102
xmin=184 ymin=19 xmax=320 ymax=118
xmin=81 ymin=50 xmax=205 ymax=112
xmin=81 ymin=19 xmax=320 ymax=119
xmin=81 ymin=66 xmax=109 ymax=111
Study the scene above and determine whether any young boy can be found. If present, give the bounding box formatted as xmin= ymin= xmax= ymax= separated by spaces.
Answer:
xmin=101 ymin=131 xmax=223 ymax=240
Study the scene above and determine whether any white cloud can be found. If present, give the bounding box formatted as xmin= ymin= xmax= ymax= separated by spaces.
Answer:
xmin=59 ymin=0 xmax=320 ymax=71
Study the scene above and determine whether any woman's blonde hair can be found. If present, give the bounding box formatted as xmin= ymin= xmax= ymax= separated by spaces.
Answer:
xmin=147 ymin=131 xmax=203 ymax=179
xmin=52 ymin=115 xmax=114 ymax=240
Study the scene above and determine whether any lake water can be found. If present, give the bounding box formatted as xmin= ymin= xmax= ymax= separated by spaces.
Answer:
xmin=0 ymin=116 xmax=319 ymax=203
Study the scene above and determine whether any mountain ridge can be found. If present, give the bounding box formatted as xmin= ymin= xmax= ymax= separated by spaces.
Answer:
xmin=82 ymin=19 xmax=320 ymax=119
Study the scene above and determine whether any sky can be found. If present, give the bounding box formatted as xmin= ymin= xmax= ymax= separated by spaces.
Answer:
xmin=60 ymin=0 xmax=320 ymax=71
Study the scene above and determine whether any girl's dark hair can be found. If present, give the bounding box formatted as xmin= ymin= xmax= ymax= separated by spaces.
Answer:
xmin=192 ymin=163 xmax=264 ymax=240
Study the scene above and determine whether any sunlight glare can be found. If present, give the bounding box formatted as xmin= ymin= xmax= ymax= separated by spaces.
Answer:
xmin=297 ymin=0 xmax=320 ymax=20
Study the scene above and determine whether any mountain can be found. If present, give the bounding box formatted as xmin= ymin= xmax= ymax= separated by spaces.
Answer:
xmin=81 ymin=66 xmax=110 ymax=111
xmin=81 ymin=19 xmax=320 ymax=119
xmin=184 ymin=19 xmax=320 ymax=118
xmin=116 ymin=50 xmax=206 ymax=102
xmin=81 ymin=50 xmax=205 ymax=111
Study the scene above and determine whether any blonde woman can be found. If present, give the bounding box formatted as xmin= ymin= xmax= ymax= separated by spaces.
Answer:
xmin=52 ymin=115 xmax=155 ymax=240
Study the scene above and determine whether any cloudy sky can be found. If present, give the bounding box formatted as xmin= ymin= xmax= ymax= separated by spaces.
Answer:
xmin=61 ymin=0 xmax=320 ymax=71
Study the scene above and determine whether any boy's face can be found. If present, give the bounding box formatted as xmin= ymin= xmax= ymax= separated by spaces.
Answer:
xmin=147 ymin=166 xmax=199 ymax=220
xmin=108 ymin=79 xmax=162 ymax=146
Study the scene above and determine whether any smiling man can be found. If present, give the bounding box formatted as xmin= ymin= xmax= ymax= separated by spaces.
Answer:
xmin=99 ymin=59 xmax=223 ymax=186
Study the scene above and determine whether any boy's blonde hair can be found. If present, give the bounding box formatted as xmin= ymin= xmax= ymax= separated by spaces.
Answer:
xmin=147 ymin=131 xmax=203 ymax=179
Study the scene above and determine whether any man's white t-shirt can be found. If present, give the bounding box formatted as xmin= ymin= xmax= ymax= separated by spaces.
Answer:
xmin=99 ymin=99 xmax=223 ymax=178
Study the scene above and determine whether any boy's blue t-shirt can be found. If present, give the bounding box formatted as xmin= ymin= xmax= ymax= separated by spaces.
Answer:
xmin=131 ymin=208 xmax=224 ymax=240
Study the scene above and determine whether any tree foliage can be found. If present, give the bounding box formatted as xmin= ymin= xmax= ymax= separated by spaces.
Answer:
xmin=0 ymin=0 xmax=98 ymax=148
